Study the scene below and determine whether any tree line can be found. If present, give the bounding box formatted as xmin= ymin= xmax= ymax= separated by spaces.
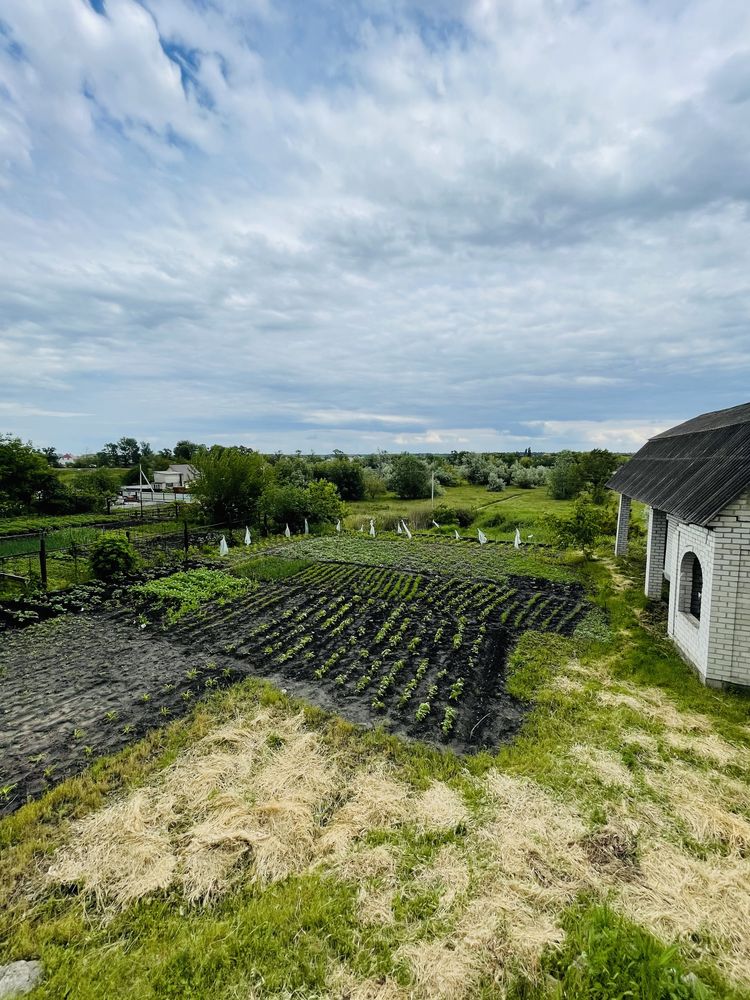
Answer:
xmin=0 ymin=431 xmax=623 ymax=525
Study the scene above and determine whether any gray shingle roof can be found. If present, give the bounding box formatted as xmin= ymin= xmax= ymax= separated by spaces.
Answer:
xmin=608 ymin=402 xmax=750 ymax=526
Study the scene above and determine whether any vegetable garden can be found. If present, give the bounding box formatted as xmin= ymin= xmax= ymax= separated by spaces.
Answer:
xmin=1 ymin=534 xmax=592 ymax=814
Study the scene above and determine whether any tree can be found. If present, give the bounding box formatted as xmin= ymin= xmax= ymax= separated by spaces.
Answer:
xmin=546 ymin=495 xmax=608 ymax=559
xmin=579 ymin=449 xmax=619 ymax=504
xmin=117 ymin=437 xmax=141 ymax=466
xmin=390 ymin=454 xmax=431 ymax=500
xmin=363 ymin=467 xmax=388 ymax=499
xmin=73 ymin=468 xmax=120 ymax=506
xmin=174 ymin=440 xmax=199 ymax=461
xmin=314 ymin=457 xmax=365 ymax=500
xmin=305 ymin=479 xmax=344 ymax=524
xmin=259 ymin=480 xmax=344 ymax=533
xmin=548 ymin=451 xmax=583 ymax=500
xmin=190 ymin=446 xmax=268 ymax=523
xmin=0 ymin=435 xmax=57 ymax=512
xmin=39 ymin=446 xmax=61 ymax=468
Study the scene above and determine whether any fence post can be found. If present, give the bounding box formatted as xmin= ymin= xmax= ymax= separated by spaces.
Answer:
xmin=39 ymin=531 xmax=48 ymax=590
xmin=183 ymin=521 xmax=189 ymax=565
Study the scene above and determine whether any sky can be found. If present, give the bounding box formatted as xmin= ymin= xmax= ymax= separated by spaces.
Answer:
xmin=1 ymin=0 xmax=749 ymax=456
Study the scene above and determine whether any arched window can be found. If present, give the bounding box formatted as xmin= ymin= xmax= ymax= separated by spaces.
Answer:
xmin=690 ymin=560 xmax=703 ymax=619
xmin=679 ymin=552 xmax=703 ymax=621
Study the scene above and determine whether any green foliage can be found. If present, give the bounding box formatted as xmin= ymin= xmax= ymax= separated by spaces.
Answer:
xmin=0 ymin=434 xmax=58 ymax=514
xmin=260 ymin=479 xmax=344 ymax=532
xmin=432 ymin=503 xmax=475 ymax=527
xmin=545 ymin=494 xmax=610 ymax=558
xmin=174 ymin=440 xmax=201 ymax=461
xmin=314 ymin=457 xmax=365 ymax=500
xmin=579 ymin=449 xmax=620 ymax=503
xmin=191 ymin=446 xmax=268 ymax=523
xmin=88 ymin=536 xmax=137 ymax=581
xmin=72 ymin=468 xmax=121 ymax=504
xmin=134 ymin=569 xmax=251 ymax=622
xmin=232 ymin=556 xmax=312 ymax=581
xmin=362 ymin=467 xmax=388 ymax=499
xmin=547 ymin=450 xmax=584 ymax=500
xmin=544 ymin=903 xmax=716 ymax=999
xmin=390 ymin=454 xmax=431 ymax=500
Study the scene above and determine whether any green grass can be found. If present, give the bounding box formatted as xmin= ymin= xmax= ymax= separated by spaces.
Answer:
xmin=230 ymin=555 xmax=313 ymax=581
xmin=539 ymin=902 xmax=729 ymax=1000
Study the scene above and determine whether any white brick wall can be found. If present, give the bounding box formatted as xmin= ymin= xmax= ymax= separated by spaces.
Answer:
xmin=662 ymin=492 xmax=750 ymax=689
xmin=664 ymin=513 xmax=714 ymax=682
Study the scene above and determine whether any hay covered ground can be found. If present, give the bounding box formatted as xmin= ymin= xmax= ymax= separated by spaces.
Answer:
xmin=1 ymin=551 xmax=749 ymax=999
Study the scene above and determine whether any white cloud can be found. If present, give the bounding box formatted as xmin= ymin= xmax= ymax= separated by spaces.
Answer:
xmin=1 ymin=0 xmax=749 ymax=451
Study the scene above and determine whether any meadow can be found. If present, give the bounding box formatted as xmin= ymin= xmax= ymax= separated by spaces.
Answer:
xmin=0 ymin=490 xmax=748 ymax=1000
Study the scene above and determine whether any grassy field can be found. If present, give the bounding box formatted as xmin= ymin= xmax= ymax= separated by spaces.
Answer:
xmin=1 ymin=509 xmax=748 ymax=998
xmin=52 ymin=467 xmax=129 ymax=486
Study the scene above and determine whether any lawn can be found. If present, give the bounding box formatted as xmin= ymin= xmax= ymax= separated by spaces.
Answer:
xmin=1 ymin=523 xmax=749 ymax=999
xmin=346 ymin=485 xmax=577 ymax=542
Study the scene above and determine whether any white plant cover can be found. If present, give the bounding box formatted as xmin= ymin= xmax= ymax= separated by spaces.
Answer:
xmin=369 ymin=520 xmax=376 ymax=537
xmin=454 ymin=529 xmax=460 ymax=540
xmin=284 ymin=524 xmax=291 ymax=538
xmin=336 ymin=519 xmax=341 ymax=533
xmin=477 ymin=529 xmax=488 ymax=545
xmin=244 ymin=527 xmax=251 ymax=545
xmin=396 ymin=521 xmax=402 ymax=534
xmin=304 ymin=518 xmax=309 ymax=535
xmin=219 ymin=535 xmax=229 ymax=556
xmin=514 ymin=528 xmax=521 ymax=549
xmin=401 ymin=520 xmax=412 ymax=539
xmin=432 ymin=520 xmax=440 ymax=528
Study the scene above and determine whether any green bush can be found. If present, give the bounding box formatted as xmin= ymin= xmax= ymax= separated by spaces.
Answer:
xmin=433 ymin=504 xmax=475 ymax=527
xmin=88 ymin=536 xmax=137 ymax=580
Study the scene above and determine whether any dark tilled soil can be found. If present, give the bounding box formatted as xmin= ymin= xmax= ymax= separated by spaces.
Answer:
xmin=0 ymin=614 xmax=242 ymax=817
xmin=0 ymin=566 xmax=591 ymax=816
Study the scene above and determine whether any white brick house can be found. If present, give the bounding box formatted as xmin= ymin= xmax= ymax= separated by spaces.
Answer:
xmin=609 ymin=402 xmax=750 ymax=690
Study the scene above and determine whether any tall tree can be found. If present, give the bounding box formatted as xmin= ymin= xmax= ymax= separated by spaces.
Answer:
xmin=0 ymin=435 xmax=57 ymax=511
xmin=390 ymin=454 xmax=431 ymax=500
xmin=190 ymin=446 xmax=268 ymax=523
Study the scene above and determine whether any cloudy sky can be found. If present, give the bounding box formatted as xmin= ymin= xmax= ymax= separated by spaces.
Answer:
xmin=1 ymin=0 xmax=749 ymax=455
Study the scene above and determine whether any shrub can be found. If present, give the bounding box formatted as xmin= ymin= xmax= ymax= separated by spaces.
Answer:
xmin=433 ymin=504 xmax=475 ymax=527
xmin=88 ymin=536 xmax=137 ymax=580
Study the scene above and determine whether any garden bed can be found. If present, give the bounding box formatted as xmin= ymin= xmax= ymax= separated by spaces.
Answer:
xmin=0 ymin=549 xmax=591 ymax=815
xmin=0 ymin=613 xmax=242 ymax=816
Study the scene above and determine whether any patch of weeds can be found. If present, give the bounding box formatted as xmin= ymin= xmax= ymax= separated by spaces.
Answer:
xmin=541 ymin=901 xmax=729 ymax=999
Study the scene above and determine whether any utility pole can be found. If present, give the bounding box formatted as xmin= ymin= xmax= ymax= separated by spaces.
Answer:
xmin=431 ymin=470 xmax=435 ymax=510
xmin=139 ymin=463 xmax=144 ymax=520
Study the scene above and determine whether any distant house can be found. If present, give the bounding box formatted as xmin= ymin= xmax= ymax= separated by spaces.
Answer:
xmin=59 ymin=453 xmax=77 ymax=466
xmin=153 ymin=463 xmax=198 ymax=490
xmin=608 ymin=402 xmax=750 ymax=690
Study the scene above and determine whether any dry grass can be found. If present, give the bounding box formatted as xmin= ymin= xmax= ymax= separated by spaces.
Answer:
xmin=661 ymin=730 xmax=750 ymax=768
xmin=645 ymin=762 xmax=750 ymax=850
xmin=43 ymin=669 xmax=750 ymax=996
xmin=328 ymin=966 xmax=407 ymax=1000
xmin=569 ymin=744 xmax=635 ymax=788
xmin=598 ymin=685 xmax=712 ymax=732
xmin=48 ymin=712 xmax=342 ymax=906
xmin=48 ymin=714 xmax=469 ymax=911
xmin=619 ymin=843 xmax=750 ymax=985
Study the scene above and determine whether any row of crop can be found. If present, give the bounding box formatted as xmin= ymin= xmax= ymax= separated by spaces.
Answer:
xmin=292 ymin=560 xmax=423 ymax=601
xmin=277 ymin=535 xmax=574 ymax=584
